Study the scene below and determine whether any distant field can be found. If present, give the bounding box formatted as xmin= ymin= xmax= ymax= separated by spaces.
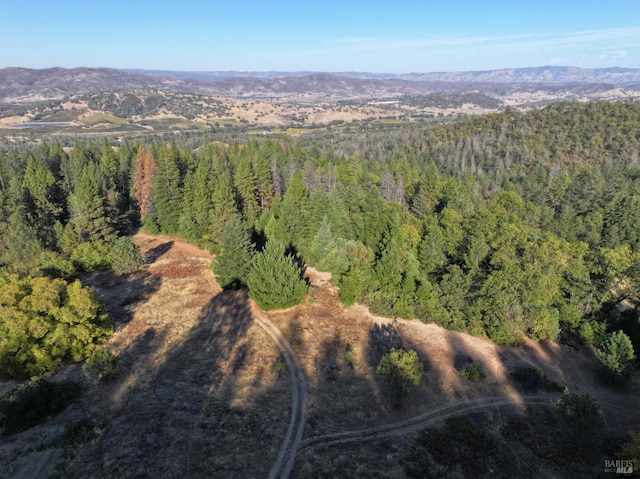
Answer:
xmin=42 ymin=108 xmax=87 ymax=121
xmin=81 ymin=113 xmax=128 ymax=126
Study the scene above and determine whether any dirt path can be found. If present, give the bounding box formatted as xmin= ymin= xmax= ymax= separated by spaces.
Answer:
xmin=252 ymin=307 xmax=307 ymax=479
xmin=297 ymin=394 xmax=558 ymax=457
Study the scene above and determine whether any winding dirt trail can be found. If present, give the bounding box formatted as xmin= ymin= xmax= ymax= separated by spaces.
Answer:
xmin=251 ymin=307 xmax=307 ymax=479
xmin=297 ymin=394 xmax=558 ymax=457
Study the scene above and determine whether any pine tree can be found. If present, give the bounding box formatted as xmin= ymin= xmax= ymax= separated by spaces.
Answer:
xmin=234 ymin=153 xmax=260 ymax=226
xmin=253 ymin=149 xmax=274 ymax=210
xmin=209 ymin=176 xmax=239 ymax=250
xmin=410 ymin=164 xmax=441 ymax=219
xmin=132 ymin=145 xmax=157 ymax=223
xmin=308 ymin=215 xmax=341 ymax=272
xmin=180 ymin=157 xmax=213 ymax=244
xmin=68 ymin=163 xmax=114 ymax=243
xmin=597 ymin=330 xmax=636 ymax=383
xmin=153 ymin=144 xmax=183 ymax=233
xmin=2 ymin=210 xmax=42 ymax=264
xmin=21 ymin=156 xmax=64 ymax=247
xmin=212 ymin=216 xmax=255 ymax=289
xmin=111 ymin=236 xmax=145 ymax=275
xmin=247 ymin=240 xmax=308 ymax=310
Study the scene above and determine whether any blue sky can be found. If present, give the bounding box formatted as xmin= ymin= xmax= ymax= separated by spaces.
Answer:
xmin=1 ymin=0 xmax=639 ymax=73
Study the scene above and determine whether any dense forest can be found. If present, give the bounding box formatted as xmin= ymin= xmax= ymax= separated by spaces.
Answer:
xmin=0 ymin=100 xmax=638 ymax=380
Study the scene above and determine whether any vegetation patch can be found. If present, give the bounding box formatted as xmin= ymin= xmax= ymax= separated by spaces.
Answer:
xmin=406 ymin=416 xmax=502 ymax=477
xmin=82 ymin=346 xmax=122 ymax=383
xmin=508 ymin=366 xmax=562 ymax=393
xmin=0 ymin=273 xmax=113 ymax=378
xmin=0 ymin=379 xmax=82 ymax=435
xmin=459 ymin=362 xmax=486 ymax=382
xmin=376 ymin=348 xmax=424 ymax=408
xmin=597 ymin=330 xmax=636 ymax=384
xmin=80 ymin=113 xmax=127 ymax=125
xmin=42 ymin=108 xmax=86 ymax=122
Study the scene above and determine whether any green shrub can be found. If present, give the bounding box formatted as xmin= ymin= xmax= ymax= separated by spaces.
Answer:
xmin=376 ymin=348 xmax=424 ymax=407
xmin=345 ymin=350 xmax=354 ymax=369
xmin=578 ymin=319 xmax=607 ymax=345
xmin=70 ymin=241 xmax=111 ymax=272
xmin=460 ymin=362 xmax=486 ymax=382
xmin=0 ymin=275 xmax=113 ymax=379
xmin=0 ymin=379 xmax=82 ymax=435
xmin=616 ymin=431 xmax=640 ymax=468
xmin=597 ymin=330 xmax=636 ymax=383
xmin=59 ymin=418 xmax=96 ymax=447
xmin=82 ymin=347 xmax=121 ymax=382
xmin=268 ymin=355 xmax=286 ymax=377
xmin=555 ymin=391 xmax=605 ymax=459
xmin=111 ymin=236 xmax=145 ymax=275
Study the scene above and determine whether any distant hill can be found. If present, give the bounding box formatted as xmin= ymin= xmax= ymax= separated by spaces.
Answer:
xmin=1 ymin=66 xmax=640 ymax=104
xmin=395 ymin=66 xmax=640 ymax=84
xmin=127 ymin=66 xmax=640 ymax=84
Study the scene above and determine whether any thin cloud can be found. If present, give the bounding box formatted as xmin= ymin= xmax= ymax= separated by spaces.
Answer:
xmin=329 ymin=27 xmax=640 ymax=54
xmin=247 ymin=26 xmax=640 ymax=72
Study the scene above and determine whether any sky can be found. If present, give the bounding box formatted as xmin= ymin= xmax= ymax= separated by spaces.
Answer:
xmin=1 ymin=0 xmax=639 ymax=73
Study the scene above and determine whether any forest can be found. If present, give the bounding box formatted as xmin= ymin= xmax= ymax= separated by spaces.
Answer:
xmin=0 ymin=99 xmax=638 ymax=381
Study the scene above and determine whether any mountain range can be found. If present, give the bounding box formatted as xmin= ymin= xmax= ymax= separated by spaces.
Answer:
xmin=125 ymin=66 xmax=640 ymax=84
xmin=2 ymin=66 xmax=640 ymax=104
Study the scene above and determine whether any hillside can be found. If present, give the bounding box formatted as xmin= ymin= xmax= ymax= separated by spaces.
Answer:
xmin=1 ymin=234 xmax=637 ymax=478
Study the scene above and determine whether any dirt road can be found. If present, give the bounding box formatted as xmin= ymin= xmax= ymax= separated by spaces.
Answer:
xmin=252 ymin=308 xmax=307 ymax=479
xmin=297 ymin=394 xmax=557 ymax=456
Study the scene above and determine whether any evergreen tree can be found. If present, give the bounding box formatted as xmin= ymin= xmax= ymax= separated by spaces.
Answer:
xmin=111 ymin=236 xmax=145 ymax=275
xmin=409 ymin=164 xmax=441 ymax=218
xmin=187 ymin=158 xmax=214 ymax=243
xmin=68 ymin=163 xmax=114 ymax=243
xmin=336 ymin=240 xmax=374 ymax=306
xmin=247 ymin=240 xmax=308 ymax=310
xmin=376 ymin=348 xmax=424 ymax=408
xmin=2 ymin=210 xmax=42 ymax=264
xmin=21 ymin=156 xmax=64 ymax=247
xmin=212 ymin=216 xmax=255 ymax=289
xmin=153 ymin=144 xmax=183 ymax=233
xmin=307 ymin=215 xmax=346 ymax=273
xmin=209 ymin=176 xmax=239 ymax=250
xmin=234 ymin=152 xmax=260 ymax=226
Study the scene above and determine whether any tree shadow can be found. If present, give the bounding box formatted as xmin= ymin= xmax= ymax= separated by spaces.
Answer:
xmin=144 ymin=240 xmax=174 ymax=263
xmin=63 ymin=281 xmax=294 ymax=478
xmin=82 ymin=270 xmax=162 ymax=327
xmin=367 ymin=323 xmax=404 ymax=367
